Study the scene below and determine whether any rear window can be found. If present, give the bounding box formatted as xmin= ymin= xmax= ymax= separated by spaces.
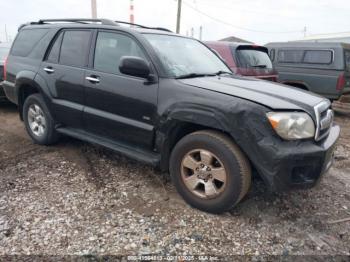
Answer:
xmin=345 ymin=51 xmax=350 ymax=71
xmin=236 ymin=47 xmax=273 ymax=69
xmin=278 ymin=50 xmax=304 ymax=63
xmin=11 ymin=29 xmax=49 ymax=57
xmin=304 ymin=50 xmax=332 ymax=64
xmin=59 ymin=30 xmax=91 ymax=67
xmin=0 ymin=47 xmax=10 ymax=61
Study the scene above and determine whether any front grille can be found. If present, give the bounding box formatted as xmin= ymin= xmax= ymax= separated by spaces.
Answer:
xmin=314 ymin=100 xmax=333 ymax=141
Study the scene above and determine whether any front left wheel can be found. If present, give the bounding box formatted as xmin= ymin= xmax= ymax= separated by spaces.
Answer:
xmin=170 ymin=130 xmax=251 ymax=214
xmin=23 ymin=94 xmax=59 ymax=145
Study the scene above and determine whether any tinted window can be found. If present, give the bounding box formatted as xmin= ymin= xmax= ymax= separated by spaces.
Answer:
xmin=11 ymin=29 xmax=49 ymax=57
xmin=303 ymin=50 xmax=332 ymax=64
xmin=94 ymin=32 xmax=146 ymax=74
xmin=269 ymin=49 xmax=275 ymax=61
xmin=344 ymin=51 xmax=350 ymax=71
xmin=59 ymin=30 xmax=91 ymax=67
xmin=236 ymin=48 xmax=273 ymax=69
xmin=47 ymin=32 xmax=63 ymax=63
xmin=278 ymin=50 xmax=304 ymax=63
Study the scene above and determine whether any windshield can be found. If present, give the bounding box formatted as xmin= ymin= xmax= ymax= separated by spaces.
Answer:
xmin=0 ymin=47 xmax=9 ymax=61
xmin=143 ymin=34 xmax=230 ymax=78
xmin=236 ymin=47 xmax=273 ymax=69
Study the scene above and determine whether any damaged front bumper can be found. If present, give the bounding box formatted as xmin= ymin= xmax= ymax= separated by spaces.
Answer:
xmin=253 ymin=124 xmax=340 ymax=192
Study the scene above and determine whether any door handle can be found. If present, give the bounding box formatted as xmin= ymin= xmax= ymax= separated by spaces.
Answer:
xmin=86 ymin=76 xmax=100 ymax=84
xmin=44 ymin=67 xmax=55 ymax=73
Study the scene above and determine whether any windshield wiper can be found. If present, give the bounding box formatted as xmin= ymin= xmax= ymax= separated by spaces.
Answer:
xmin=175 ymin=73 xmax=216 ymax=79
xmin=251 ymin=65 xmax=267 ymax=68
xmin=214 ymin=70 xmax=233 ymax=76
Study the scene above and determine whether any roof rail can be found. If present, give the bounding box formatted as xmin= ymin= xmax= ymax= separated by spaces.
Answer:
xmin=35 ymin=18 xmax=118 ymax=26
xmin=114 ymin=21 xmax=173 ymax=32
xmin=18 ymin=18 xmax=172 ymax=33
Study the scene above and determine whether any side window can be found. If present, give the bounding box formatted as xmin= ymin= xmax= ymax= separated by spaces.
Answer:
xmin=94 ymin=32 xmax=146 ymax=74
xmin=47 ymin=32 xmax=63 ymax=63
xmin=303 ymin=50 xmax=333 ymax=64
xmin=59 ymin=30 xmax=91 ymax=67
xmin=11 ymin=29 xmax=49 ymax=57
xmin=278 ymin=50 xmax=304 ymax=63
xmin=269 ymin=49 xmax=275 ymax=61
xmin=345 ymin=51 xmax=350 ymax=71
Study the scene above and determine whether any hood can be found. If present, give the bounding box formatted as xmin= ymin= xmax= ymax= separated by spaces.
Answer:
xmin=179 ymin=75 xmax=326 ymax=113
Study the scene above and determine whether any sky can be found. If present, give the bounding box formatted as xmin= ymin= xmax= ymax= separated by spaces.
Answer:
xmin=0 ymin=0 xmax=350 ymax=44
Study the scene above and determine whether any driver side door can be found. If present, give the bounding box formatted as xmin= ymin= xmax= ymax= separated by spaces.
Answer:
xmin=83 ymin=30 xmax=158 ymax=149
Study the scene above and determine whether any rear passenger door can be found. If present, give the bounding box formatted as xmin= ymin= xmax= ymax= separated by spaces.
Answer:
xmin=83 ymin=30 xmax=158 ymax=149
xmin=41 ymin=29 xmax=92 ymax=129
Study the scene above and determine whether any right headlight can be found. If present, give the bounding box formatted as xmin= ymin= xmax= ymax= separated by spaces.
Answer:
xmin=267 ymin=112 xmax=315 ymax=140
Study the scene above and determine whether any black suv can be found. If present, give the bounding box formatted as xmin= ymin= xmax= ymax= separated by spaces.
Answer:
xmin=2 ymin=19 xmax=340 ymax=213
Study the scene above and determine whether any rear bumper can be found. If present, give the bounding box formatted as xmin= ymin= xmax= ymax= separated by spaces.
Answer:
xmin=0 ymin=82 xmax=7 ymax=99
xmin=255 ymin=125 xmax=340 ymax=192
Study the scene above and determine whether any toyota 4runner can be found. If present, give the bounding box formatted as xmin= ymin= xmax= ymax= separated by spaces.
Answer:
xmin=2 ymin=19 xmax=340 ymax=213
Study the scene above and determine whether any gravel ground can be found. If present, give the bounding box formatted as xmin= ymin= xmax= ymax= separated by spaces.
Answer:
xmin=0 ymin=103 xmax=349 ymax=256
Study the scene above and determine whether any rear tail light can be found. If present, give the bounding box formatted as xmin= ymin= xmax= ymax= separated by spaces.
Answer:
xmin=3 ymin=56 xmax=8 ymax=81
xmin=336 ymin=72 xmax=345 ymax=91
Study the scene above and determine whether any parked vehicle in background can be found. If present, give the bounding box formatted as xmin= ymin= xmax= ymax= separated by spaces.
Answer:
xmin=0 ymin=43 xmax=11 ymax=101
xmin=205 ymin=41 xmax=278 ymax=81
xmin=265 ymin=42 xmax=350 ymax=113
xmin=2 ymin=19 xmax=339 ymax=213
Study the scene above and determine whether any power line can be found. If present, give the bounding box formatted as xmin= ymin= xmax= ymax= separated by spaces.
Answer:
xmin=182 ymin=1 xmax=303 ymax=34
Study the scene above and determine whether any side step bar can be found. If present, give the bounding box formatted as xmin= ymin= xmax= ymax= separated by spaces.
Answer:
xmin=56 ymin=127 xmax=160 ymax=166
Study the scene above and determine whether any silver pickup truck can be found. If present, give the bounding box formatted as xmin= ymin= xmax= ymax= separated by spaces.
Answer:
xmin=266 ymin=42 xmax=350 ymax=113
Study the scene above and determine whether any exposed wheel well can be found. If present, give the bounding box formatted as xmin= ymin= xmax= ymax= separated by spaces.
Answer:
xmin=159 ymin=121 xmax=233 ymax=172
xmin=283 ymin=82 xmax=309 ymax=91
xmin=18 ymin=85 xmax=40 ymax=120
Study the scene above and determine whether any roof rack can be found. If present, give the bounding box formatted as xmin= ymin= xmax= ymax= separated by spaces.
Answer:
xmin=35 ymin=18 xmax=118 ymax=26
xmin=114 ymin=21 xmax=172 ymax=32
xmin=18 ymin=18 xmax=172 ymax=33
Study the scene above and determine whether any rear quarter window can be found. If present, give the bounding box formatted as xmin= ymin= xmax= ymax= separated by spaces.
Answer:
xmin=345 ymin=51 xmax=350 ymax=71
xmin=11 ymin=29 xmax=49 ymax=57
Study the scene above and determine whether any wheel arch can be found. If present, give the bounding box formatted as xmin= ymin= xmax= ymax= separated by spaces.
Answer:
xmin=16 ymin=72 xmax=52 ymax=120
xmin=156 ymin=107 xmax=234 ymax=172
xmin=281 ymin=81 xmax=310 ymax=91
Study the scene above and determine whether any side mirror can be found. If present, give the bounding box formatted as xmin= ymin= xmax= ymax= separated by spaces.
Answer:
xmin=119 ymin=56 xmax=151 ymax=79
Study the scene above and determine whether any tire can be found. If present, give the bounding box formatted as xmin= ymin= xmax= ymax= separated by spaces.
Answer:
xmin=170 ymin=130 xmax=251 ymax=213
xmin=23 ymin=94 xmax=59 ymax=145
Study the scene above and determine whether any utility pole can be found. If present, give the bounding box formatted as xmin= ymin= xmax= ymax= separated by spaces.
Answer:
xmin=91 ymin=0 xmax=97 ymax=19
xmin=5 ymin=24 xmax=8 ymax=42
xmin=176 ymin=0 xmax=182 ymax=34
xmin=303 ymin=26 xmax=307 ymax=38
xmin=130 ymin=0 xmax=135 ymax=25
xmin=191 ymin=27 xmax=194 ymax=38
xmin=199 ymin=26 xmax=203 ymax=40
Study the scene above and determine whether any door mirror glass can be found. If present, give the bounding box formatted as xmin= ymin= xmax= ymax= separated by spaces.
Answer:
xmin=119 ymin=56 xmax=150 ymax=78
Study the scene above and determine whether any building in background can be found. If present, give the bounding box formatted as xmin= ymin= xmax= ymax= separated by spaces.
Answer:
xmin=298 ymin=32 xmax=350 ymax=44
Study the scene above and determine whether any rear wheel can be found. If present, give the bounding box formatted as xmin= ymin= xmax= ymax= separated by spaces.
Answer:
xmin=170 ymin=130 xmax=251 ymax=213
xmin=23 ymin=94 xmax=59 ymax=145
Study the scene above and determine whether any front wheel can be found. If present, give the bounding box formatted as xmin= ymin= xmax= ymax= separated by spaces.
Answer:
xmin=23 ymin=94 xmax=59 ymax=145
xmin=170 ymin=130 xmax=251 ymax=213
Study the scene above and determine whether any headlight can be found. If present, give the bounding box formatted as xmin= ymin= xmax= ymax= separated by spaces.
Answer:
xmin=267 ymin=112 xmax=315 ymax=140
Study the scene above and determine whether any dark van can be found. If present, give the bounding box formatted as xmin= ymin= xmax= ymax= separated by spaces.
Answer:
xmin=205 ymin=41 xmax=278 ymax=81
